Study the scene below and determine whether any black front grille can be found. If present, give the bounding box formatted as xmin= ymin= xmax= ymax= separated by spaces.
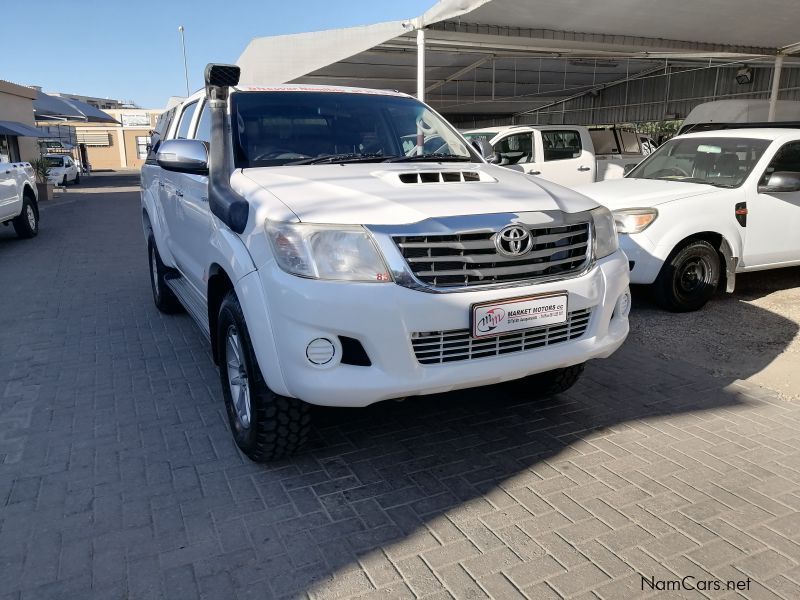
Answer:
xmin=411 ymin=308 xmax=592 ymax=364
xmin=393 ymin=223 xmax=591 ymax=288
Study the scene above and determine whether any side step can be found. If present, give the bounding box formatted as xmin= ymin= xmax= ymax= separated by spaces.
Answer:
xmin=165 ymin=275 xmax=211 ymax=341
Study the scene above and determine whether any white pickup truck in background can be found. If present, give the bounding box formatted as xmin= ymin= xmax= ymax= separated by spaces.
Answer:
xmin=0 ymin=160 xmax=39 ymax=239
xmin=463 ymin=124 xmax=648 ymax=187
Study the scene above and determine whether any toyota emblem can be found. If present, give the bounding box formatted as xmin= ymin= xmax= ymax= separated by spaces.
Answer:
xmin=495 ymin=225 xmax=533 ymax=257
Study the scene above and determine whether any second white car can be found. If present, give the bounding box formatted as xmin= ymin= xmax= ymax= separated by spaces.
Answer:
xmin=44 ymin=154 xmax=80 ymax=186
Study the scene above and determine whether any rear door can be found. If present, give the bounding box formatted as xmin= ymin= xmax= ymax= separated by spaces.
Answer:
xmin=142 ymin=107 xmax=176 ymax=249
xmin=745 ymin=140 xmax=800 ymax=267
xmin=0 ymin=164 xmax=17 ymax=220
xmin=532 ymin=129 xmax=595 ymax=186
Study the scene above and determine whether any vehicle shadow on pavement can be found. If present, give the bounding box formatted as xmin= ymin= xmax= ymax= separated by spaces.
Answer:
xmin=247 ymin=298 xmax=798 ymax=597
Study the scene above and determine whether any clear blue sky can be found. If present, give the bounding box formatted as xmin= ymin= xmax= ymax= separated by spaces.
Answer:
xmin=3 ymin=0 xmax=436 ymax=109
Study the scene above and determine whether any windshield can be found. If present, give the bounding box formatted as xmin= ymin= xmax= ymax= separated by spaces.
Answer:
xmin=627 ymin=136 xmax=771 ymax=187
xmin=43 ymin=157 xmax=64 ymax=167
xmin=232 ymin=91 xmax=474 ymax=167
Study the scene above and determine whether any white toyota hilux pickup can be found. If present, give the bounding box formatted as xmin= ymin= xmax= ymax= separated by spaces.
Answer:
xmin=577 ymin=128 xmax=800 ymax=311
xmin=141 ymin=64 xmax=630 ymax=461
xmin=0 ymin=160 xmax=39 ymax=238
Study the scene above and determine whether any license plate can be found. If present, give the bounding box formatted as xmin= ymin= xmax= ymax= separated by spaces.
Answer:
xmin=471 ymin=293 xmax=568 ymax=338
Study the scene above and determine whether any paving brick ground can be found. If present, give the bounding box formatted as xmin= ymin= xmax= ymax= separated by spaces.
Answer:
xmin=1 ymin=173 xmax=799 ymax=599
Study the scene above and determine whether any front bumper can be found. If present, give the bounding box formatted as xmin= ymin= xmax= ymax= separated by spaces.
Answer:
xmin=250 ymin=250 xmax=630 ymax=407
xmin=619 ymin=233 xmax=665 ymax=285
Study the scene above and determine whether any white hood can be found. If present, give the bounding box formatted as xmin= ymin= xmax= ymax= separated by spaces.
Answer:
xmin=240 ymin=163 xmax=598 ymax=225
xmin=575 ymin=178 xmax=718 ymax=210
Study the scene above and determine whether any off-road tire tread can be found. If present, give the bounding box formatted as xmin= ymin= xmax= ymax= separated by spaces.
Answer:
xmin=516 ymin=363 xmax=585 ymax=398
xmin=218 ymin=292 xmax=311 ymax=462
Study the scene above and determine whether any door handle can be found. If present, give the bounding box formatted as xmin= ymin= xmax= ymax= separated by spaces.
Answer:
xmin=175 ymin=190 xmax=184 ymax=198
xmin=158 ymin=181 xmax=165 ymax=188
xmin=529 ymin=170 xmax=541 ymax=175
xmin=577 ymin=166 xmax=591 ymax=172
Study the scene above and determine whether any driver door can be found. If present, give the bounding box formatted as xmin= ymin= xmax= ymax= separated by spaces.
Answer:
xmin=491 ymin=132 xmax=534 ymax=173
xmin=160 ymin=100 xmax=199 ymax=277
xmin=744 ymin=141 xmax=800 ymax=267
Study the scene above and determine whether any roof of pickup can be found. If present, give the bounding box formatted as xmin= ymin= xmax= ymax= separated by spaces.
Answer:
xmin=236 ymin=84 xmax=411 ymax=97
xmin=463 ymin=125 xmax=586 ymax=134
xmin=679 ymin=128 xmax=800 ymax=141
xmin=183 ymin=84 xmax=413 ymax=102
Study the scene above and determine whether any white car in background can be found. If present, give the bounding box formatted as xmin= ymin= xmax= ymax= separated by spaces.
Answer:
xmin=43 ymin=154 xmax=80 ymax=186
xmin=577 ymin=128 xmax=800 ymax=312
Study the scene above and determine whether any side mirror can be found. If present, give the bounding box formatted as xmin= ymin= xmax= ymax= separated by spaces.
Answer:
xmin=623 ymin=163 xmax=636 ymax=176
xmin=156 ymin=139 xmax=208 ymax=175
xmin=758 ymin=171 xmax=800 ymax=194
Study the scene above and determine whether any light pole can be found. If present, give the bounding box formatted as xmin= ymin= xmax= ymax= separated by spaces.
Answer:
xmin=178 ymin=25 xmax=190 ymax=97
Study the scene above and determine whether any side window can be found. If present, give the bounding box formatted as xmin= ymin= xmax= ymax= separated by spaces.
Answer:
xmin=492 ymin=133 xmax=533 ymax=164
xmin=194 ymin=104 xmax=211 ymax=144
xmin=542 ymin=130 xmax=582 ymax=161
xmin=617 ymin=130 xmax=641 ymax=154
xmin=175 ymin=102 xmax=198 ymax=140
xmin=760 ymin=141 xmax=800 ymax=186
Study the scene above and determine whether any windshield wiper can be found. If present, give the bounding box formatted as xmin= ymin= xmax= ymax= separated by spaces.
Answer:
xmin=385 ymin=153 xmax=473 ymax=163
xmin=287 ymin=153 xmax=397 ymax=165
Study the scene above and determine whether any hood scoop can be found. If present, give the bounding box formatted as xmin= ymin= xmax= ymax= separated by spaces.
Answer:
xmin=394 ymin=170 xmax=495 ymax=184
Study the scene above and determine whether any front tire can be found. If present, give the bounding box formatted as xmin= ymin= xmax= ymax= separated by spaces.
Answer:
xmin=74 ymin=172 xmax=80 ymax=184
xmin=513 ymin=363 xmax=585 ymax=398
xmin=217 ymin=291 xmax=311 ymax=462
xmin=62 ymin=175 xmax=67 ymax=186
xmin=147 ymin=235 xmax=182 ymax=314
xmin=653 ymin=240 xmax=720 ymax=312
xmin=12 ymin=193 xmax=39 ymax=238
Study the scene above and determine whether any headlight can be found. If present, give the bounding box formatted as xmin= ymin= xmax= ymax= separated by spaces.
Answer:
xmin=613 ymin=208 xmax=658 ymax=234
xmin=591 ymin=206 xmax=619 ymax=259
xmin=266 ymin=221 xmax=392 ymax=282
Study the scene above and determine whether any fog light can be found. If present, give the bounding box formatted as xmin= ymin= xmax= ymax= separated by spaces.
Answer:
xmin=306 ymin=338 xmax=335 ymax=365
xmin=615 ymin=290 xmax=632 ymax=318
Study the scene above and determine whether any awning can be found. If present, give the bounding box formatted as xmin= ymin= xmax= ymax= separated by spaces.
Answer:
xmin=0 ymin=120 xmax=47 ymax=137
xmin=33 ymin=91 xmax=119 ymax=124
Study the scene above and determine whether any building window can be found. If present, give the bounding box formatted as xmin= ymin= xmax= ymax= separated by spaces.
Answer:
xmin=136 ymin=136 xmax=150 ymax=159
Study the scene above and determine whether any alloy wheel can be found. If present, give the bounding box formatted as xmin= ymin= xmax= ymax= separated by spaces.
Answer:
xmin=225 ymin=325 xmax=251 ymax=428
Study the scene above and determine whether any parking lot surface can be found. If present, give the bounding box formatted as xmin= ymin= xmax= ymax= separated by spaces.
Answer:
xmin=1 ymin=174 xmax=800 ymax=599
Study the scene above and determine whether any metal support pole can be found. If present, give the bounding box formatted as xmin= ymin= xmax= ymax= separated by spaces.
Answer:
xmin=768 ymin=54 xmax=785 ymax=122
xmin=416 ymin=28 xmax=426 ymax=102
xmin=491 ymin=58 xmax=496 ymax=100
xmin=179 ymin=25 xmax=190 ymax=97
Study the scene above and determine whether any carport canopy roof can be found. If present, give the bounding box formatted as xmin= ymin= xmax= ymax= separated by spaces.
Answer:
xmin=237 ymin=0 xmax=800 ymax=117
